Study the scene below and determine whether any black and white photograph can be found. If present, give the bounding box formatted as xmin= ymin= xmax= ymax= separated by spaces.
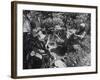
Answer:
xmin=11 ymin=1 xmax=97 ymax=78
xmin=23 ymin=10 xmax=91 ymax=69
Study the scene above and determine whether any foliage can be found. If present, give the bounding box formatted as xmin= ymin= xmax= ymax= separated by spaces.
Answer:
xmin=23 ymin=10 xmax=91 ymax=69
